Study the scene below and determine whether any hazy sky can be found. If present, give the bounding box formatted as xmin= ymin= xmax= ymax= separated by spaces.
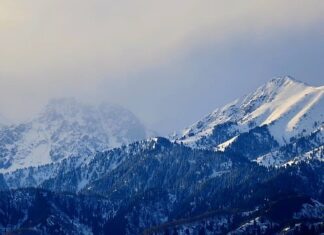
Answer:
xmin=0 ymin=0 xmax=323 ymax=134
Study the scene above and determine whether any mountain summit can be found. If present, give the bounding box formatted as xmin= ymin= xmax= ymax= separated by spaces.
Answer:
xmin=176 ymin=76 xmax=323 ymax=165
xmin=0 ymin=98 xmax=148 ymax=173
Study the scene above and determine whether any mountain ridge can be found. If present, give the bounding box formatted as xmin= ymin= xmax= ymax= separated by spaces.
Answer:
xmin=175 ymin=76 xmax=323 ymax=166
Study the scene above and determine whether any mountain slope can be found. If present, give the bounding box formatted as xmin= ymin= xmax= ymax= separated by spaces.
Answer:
xmin=147 ymin=196 xmax=324 ymax=235
xmin=4 ymin=137 xmax=240 ymax=193
xmin=1 ymin=189 xmax=323 ymax=235
xmin=2 ymin=141 xmax=324 ymax=234
xmin=255 ymin=126 xmax=324 ymax=166
xmin=0 ymin=188 xmax=115 ymax=235
xmin=0 ymin=98 xmax=148 ymax=173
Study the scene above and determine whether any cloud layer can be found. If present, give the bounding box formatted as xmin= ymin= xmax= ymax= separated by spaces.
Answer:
xmin=0 ymin=0 xmax=323 ymax=132
xmin=1 ymin=1 xmax=323 ymax=74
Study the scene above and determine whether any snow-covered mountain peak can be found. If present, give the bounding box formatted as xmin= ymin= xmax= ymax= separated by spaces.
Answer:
xmin=177 ymin=77 xmax=323 ymax=150
xmin=240 ymin=76 xmax=308 ymax=111
xmin=0 ymin=98 xmax=149 ymax=173
xmin=266 ymin=75 xmax=305 ymax=87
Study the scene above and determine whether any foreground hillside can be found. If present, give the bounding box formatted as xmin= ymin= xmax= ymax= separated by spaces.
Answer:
xmin=1 ymin=138 xmax=323 ymax=234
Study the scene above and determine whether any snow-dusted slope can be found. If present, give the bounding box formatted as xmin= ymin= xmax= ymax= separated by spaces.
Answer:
xmin=0 ymin=98 xmax=148 ymax=173
xmin=255 ymin=127 xmax=324 ymax=167
xmin=177 ymin=76 xmax=324 ymax=151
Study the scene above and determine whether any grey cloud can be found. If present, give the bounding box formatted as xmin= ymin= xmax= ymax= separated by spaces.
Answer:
xmin=0 ymin=0 xmax=323 ymax=133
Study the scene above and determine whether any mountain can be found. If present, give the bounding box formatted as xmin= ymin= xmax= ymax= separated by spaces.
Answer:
xmin=0 ymin=77 xmax=323 ymax=234
xmin=0 ymin=98 xmax=148 ymax=173
xmin=176 ymin=76 xmax=324 ymax=166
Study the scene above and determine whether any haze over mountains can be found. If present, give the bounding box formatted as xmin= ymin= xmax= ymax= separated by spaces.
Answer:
xmin=0 ymin=76 xmax=323 ymax=234
xmin=0 ymin=98 xmax=149 ymax=173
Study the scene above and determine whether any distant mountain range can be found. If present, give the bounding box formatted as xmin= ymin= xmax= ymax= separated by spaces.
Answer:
xmin=0 ymin=77 xmax=323 ymax=235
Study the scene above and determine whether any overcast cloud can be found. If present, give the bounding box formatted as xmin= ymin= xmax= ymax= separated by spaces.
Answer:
xmin=0 ymin=0 xmax=323 ymax=134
